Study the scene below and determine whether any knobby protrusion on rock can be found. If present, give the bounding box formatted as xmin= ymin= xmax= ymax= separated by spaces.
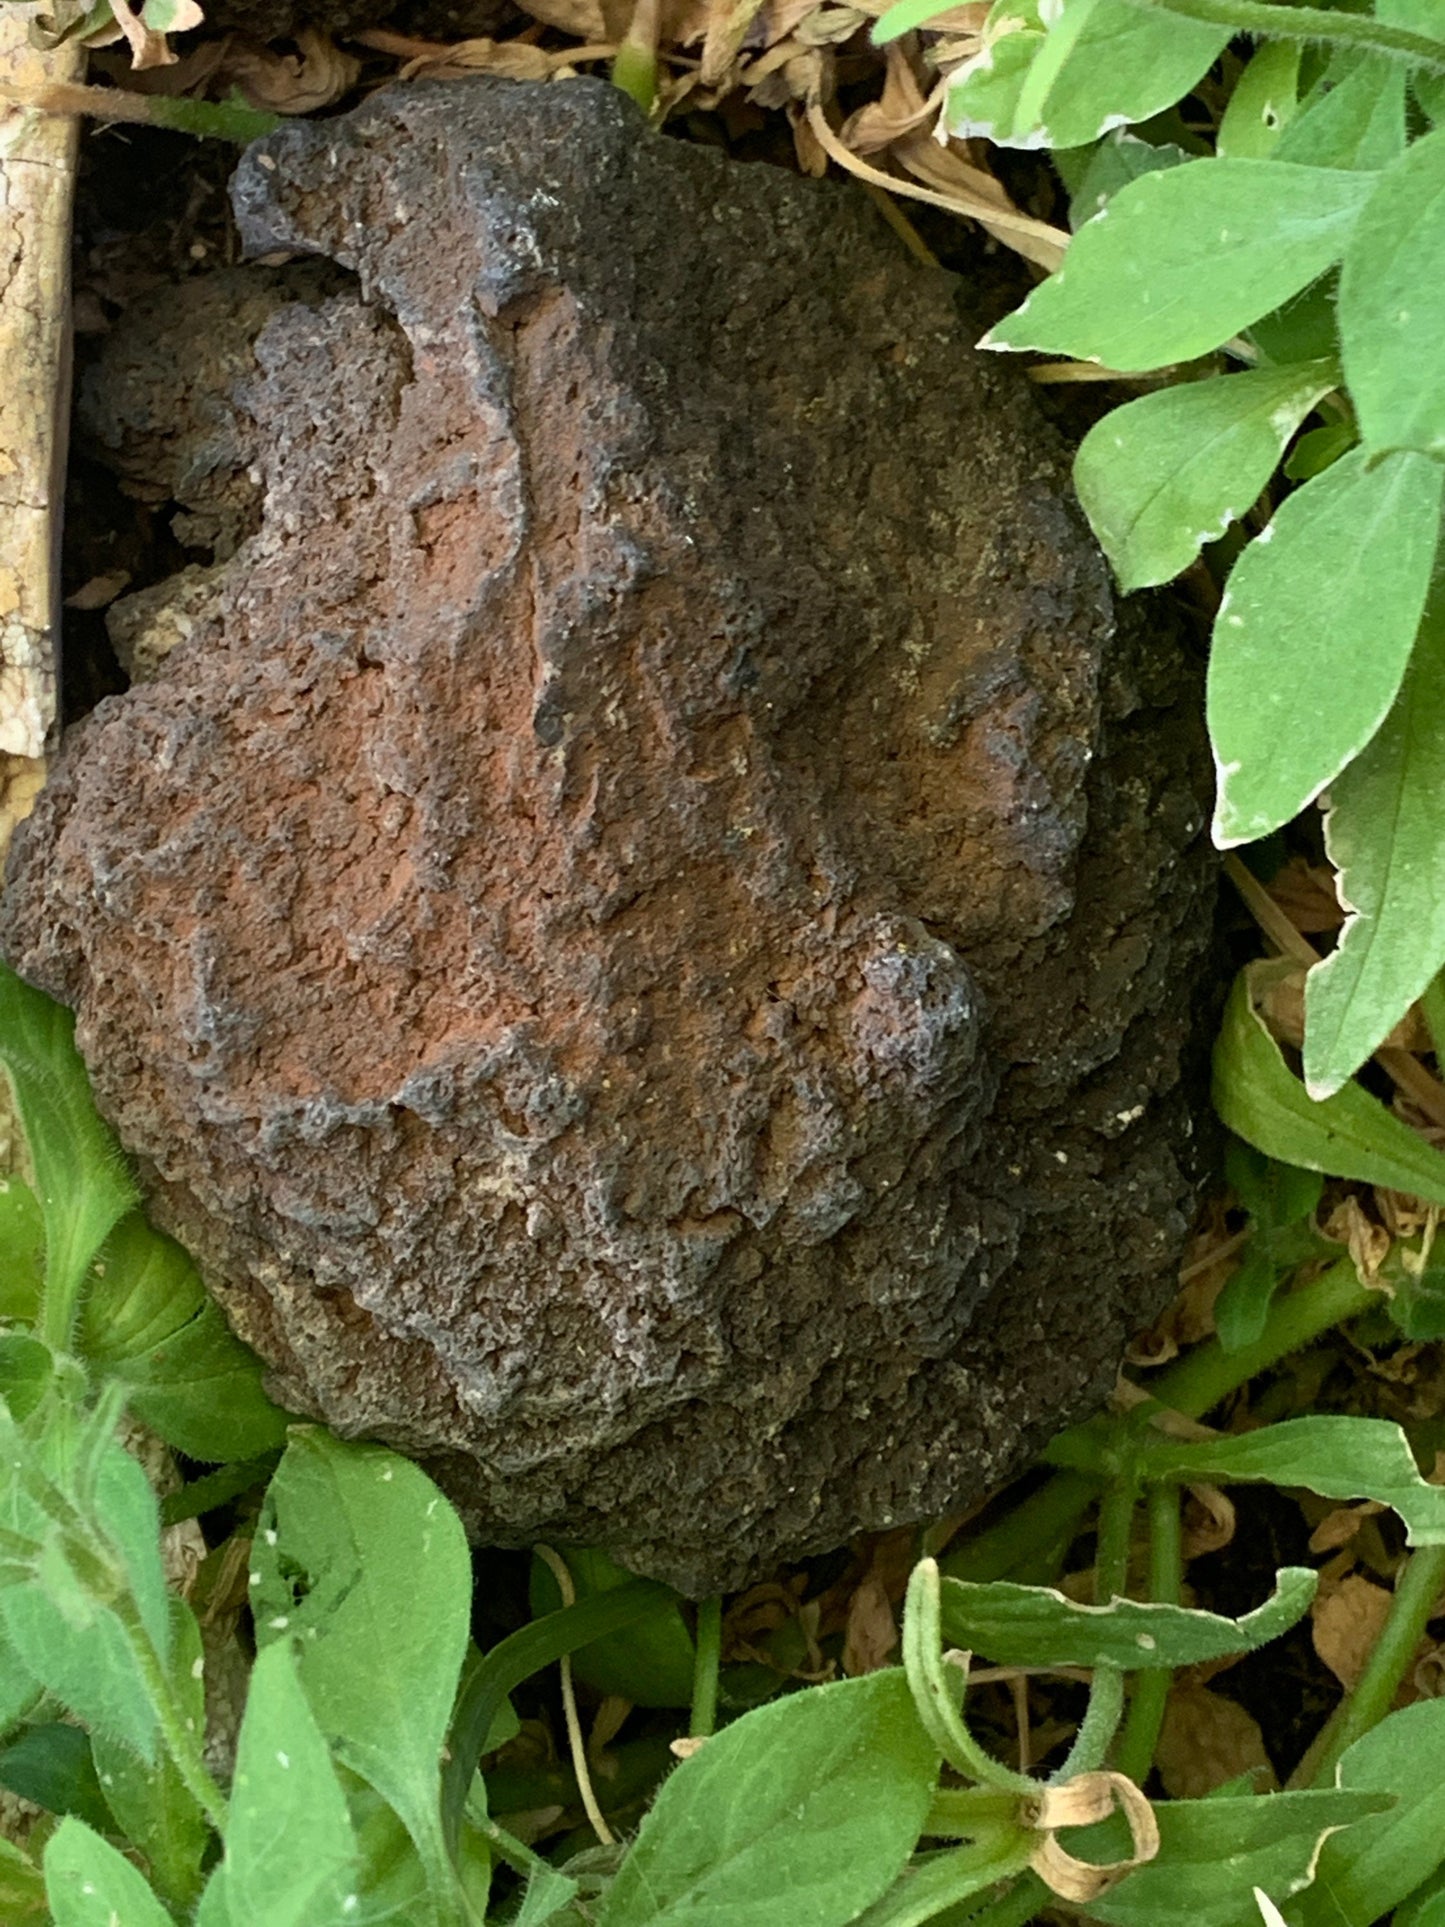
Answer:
xmin=3 ymin=79 xmax=1214 ymax=1592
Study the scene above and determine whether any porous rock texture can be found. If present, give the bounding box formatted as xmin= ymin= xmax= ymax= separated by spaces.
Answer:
xmin=4 ymin=78 xmax=1215 ymax=1592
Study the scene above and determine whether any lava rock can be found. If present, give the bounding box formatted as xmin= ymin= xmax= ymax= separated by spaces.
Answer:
xmin=5 ymin=78 xmax=1215 ymax=1592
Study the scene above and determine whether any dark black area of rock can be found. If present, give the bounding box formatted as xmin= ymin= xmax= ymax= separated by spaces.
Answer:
xmin=13 ymin=78 xmax=1216 ymax=1592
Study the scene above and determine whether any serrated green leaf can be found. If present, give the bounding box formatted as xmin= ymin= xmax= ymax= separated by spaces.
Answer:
xmin=196 ymin=1642 xmax=359 ymax=1927
xmin=1273 ymin=55 xmax=1407 ymax=172
xmin=595 ymin=1668 xmax=939 ymax=1927
xmin=1289 ymin=1702 xmax=1445 ymax=1926
xmin=1218 ymin=42 xmax=1301 ymax=160
xmin=1207 ymin=448 xmax=1443 ymax=847
xmin=93 ymin=1601 xmax=210 ymax=1916
xmin=0 ymin=964 xmax=138 ymax=1346
xmin=983 ymin=161 xmax=1373 ymax=371
xmin=250 ymin=1432 xmax=470 ymax=1917
xmin=1303 ymin=583 xmax=1445 ymax=1095
xmin=938 ymin=1568 xmax=1314 ymax=1671
xmin=1074 ymin=362 xmax=1336 ymax=591
xmin=940 ymin=0 xmax=1227 ymax=150
xmin=1339 ymin=125 xmax=1445 ymax=457
xmin=1135 ymin=1418 xmax=1445 ymax=1545
xmin=44 ymin=1816 xmax=177 ymax=1927
xmin=1086 ymin=1792 xmax=1392 ymax=1927
xmin=1212 ymin=964 xmax=1445 ymax=1201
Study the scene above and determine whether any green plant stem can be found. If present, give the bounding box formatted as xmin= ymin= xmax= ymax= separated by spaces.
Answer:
xmin=1050 ymin=1479 xmax=1133 ymax=1779
xmin=689 ymin=1595 xmax=723 ymax=1739
xmin=1119 ymin=0 xmax=1445 ymax=73
xmin=943 ymin=1258 xmax=1371 ymax=1591
xmin=926 ymin=1786 xmax=1023 ymax=1839
xmin=1300 ymin=1542 xmax=1445 ymax=1788
xmin=123 ymin=1611 xmax=227 ymax=1833
xmin=1112 ymin=1483 xmax=1183 ymax=1784
xmin=160 ymin=1452 xmax=281 ymax=1528
xmin=1148 ymin=1256 xmax=1371 ymax=1421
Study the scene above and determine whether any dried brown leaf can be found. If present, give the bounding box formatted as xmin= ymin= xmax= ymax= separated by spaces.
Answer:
xmin=224 ymin=28 xmax=359 ymax=112
xmin=1312 ymin=1573 xmax=1392 ymax=1691
xmin=1155 ymin=1682 xmax=1276 ymax=1799
xmin=841 ymin=1570 xmax=899 ymax=1676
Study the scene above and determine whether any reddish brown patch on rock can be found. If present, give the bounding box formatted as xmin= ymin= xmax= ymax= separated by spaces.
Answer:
xmin=4 ymin=79 xmax=1215 ymax=1591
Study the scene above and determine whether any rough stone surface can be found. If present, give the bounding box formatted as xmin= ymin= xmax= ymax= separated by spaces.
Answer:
xmin=5 ymin=78 xmax=1215 ymax=1593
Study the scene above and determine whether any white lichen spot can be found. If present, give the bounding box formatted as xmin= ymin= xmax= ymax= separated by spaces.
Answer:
xmin=249 ymin=1571 xmax=262 ymax=1587
xmin=192 ymin=1656 xmax=206 ymax=1679
xmin=1257 ymin=521 xmax=1275 ymax=544
xmin=269 ymin=1615 xmax=290 ymax=1631
xmin=1114 ymin=1104 xmax=1145 ymax=1126
xmin=264 ymin=1528 xmax=278 ymax=1546
xmin=1226 ymin=613 xmax=1244 ymax=628
xmin=1054 ymin=1150 xmax=1069 ymax=1164
xmin=1217 ymin=590 xmax=1232 ymax=616
xmin=1136 ymin=1632 xmax=1157 ymax=1650
xmin=381 ymin=1468 xmax=394 ymax=1482
xmin=276 ymin=1750 xmax=291 ymax=1769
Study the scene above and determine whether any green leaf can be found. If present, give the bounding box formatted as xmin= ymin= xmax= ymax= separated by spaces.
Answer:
xmin=1085 ymin=1792 xmax=1393 ymax=1927
xmin=849 ymin=1837 xmax=1036 ymax=1927
xmin=43 ymin=1816 xmax=177 ymax=1927
xmin=939 ymin=0 xmax=1228 ymax=150
xmin=1074 ymin=362 xmax=1336 ymax=592
xmin=595 ymin=1667 xmax=938 ymax=1927
xmin=1064 ymin=131 xmax=1190 ymax=230
xmin=0 ymin=1335 xmax=55 ymax=1422
xmin=0 ymin=1721 xmax=113 ymax=1832
xmin=1250 ymin=275 xmax=1342 ymax=369
xmin=1207 ymin=448 xmax=1443 ymax=847
xmin=1134 ymin=1418 xmax=1445 ymax=1545
xmin=93 ymin=1601 xmax=210 ymax=1916
xmin=528 ymin=1549 xmax=695 ymax=1708
xmin=250 ymin=1431 xmax=470 ymax=1913
xmin=443 ymin=1580 xmax=679 ymax=1841
xmin=1214 ymin=1143 xmax=1325 ymax=1353
xmin=937 ymin=1567 xmax=1314 ymax=1671
xmin=1288 ymin=1701 xmax=1445 ymax=1926
xmin=982 ymin=161 xmax=1374 ymax=371
xmin=196 ymin=1641 xmax=359 ymax=1927
xmin=1218 ymin=42 xmax=1301 ymax=160
xmin=79 ymin=1216 xmax=289 ymax=1463
xmin=0 ymin=1431 xmax=171 ymax=1761
xmin=1212 ymin=964 xmax=1445 ymax=1200
xmin=1340 ymin=125 xmax=1445 ymax=457
xmin=1273 ymin=55 xmax=1407 ymax=172
xmin=1283 ymin=420 xmax=1354 ymax=484
xmin=0 ymin=1174 xmax=44 ymax=1323
xmin=0 ymin=1833 xmax=47 ymax=1923
xmin=0 ymin=964 xmax=138 ymax=1345
xmin=1303 ymin=584 xmax=1445 ymax=1095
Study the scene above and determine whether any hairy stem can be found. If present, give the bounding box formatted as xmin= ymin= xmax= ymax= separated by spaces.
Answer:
xmin=690 ymin=1595 xmax=723 ymax=1739
xmin=1112 ymin=1483 xmax=1183 ymax=1784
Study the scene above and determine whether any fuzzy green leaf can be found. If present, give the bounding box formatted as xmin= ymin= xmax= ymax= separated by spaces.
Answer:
xmin=1136 ymin=1419 xmax=1445 ymax=1545
xmin=195 ymin=1642 xmax=359 ymax=1927
xmin=1291 ymin=1702 xmax=1445 ymax=1926
xmin=937 ymin=1568 xmax=1314 ymax=1670
xmin=1207 ymin=448 xmax=1443 ymax=847
xmin=1086 ymin=1792 xmax=1392 ymax=1927
xmin=44 ymin=1816 xmax=176 ymax=1927
xmin=1074 ymin=362 xmax=1335 ymax=591
xmin=983 ymin=160 xmax=1373 ymax=371
xmin=1064 ymin=131 xmax=1189 ymax=229
xmin=1212 ymin=964 xmax=1445 ymax=1201
xmin=250 ymin=1431 xmax=470 ymax=1914
xmin=93 ymin=1601 xmax=210 ymax=1916
xmin=1303 ymin=583 xmax=1445 ymax=1095
xmin=1340 ymin=125 xmax=1445 ymax=457
xmin=82 ymin=1215 xmax=287 ymax=1461
xmin=1218 ymin=41 xmax=1301 ymax=160
xmin=1274 ymin=55 xmax=1407 ymax=172
xmin=0 ymin=1174 xmax=44 ymax=1323
xmin=0 ymin=965 xmax=138 ymax=1345
xmin=595 ymin=1668 xmax=938 ymax=1927
xmin=938 ymin=0 xmax=1227 ymax=150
